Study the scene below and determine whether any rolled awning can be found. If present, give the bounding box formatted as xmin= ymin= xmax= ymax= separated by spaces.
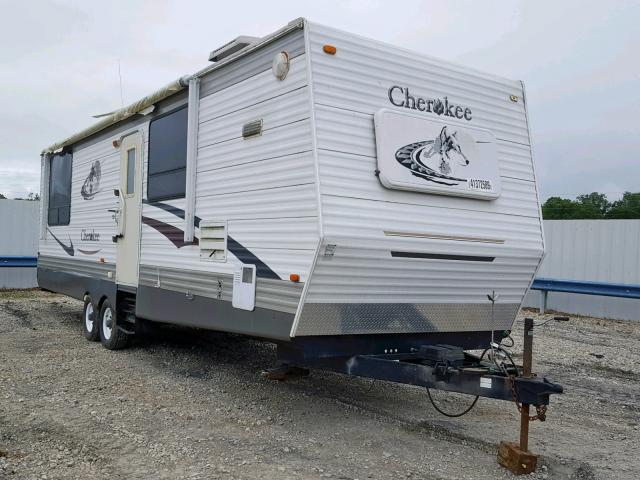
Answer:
xmin=41 ymin=75 xmax=190 ymax=154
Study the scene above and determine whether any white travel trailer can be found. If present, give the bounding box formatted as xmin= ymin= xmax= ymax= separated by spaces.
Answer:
xmin=39 ymin=19 xmax=559 ymax=410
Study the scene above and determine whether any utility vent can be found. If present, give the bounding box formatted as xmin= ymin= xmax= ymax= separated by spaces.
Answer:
xmin=199 ymin=221 xmax=227 ymax=261
xmin=242 ymin=119 xmax=263 ymax=138
xmin=209 ymin=36 xmax=260 ymax=62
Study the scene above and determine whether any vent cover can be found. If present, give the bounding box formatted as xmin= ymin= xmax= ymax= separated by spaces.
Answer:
xmin=199 ymin=221 xmax=227 ymax=261
xmin=209 ymin=36 xmax=260 ymax=62
xmin=242 ymin=119 xmax=263 ymax=138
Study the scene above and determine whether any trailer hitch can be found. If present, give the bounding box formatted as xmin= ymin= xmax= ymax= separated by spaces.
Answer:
xmin=511 ymin=376 xmax=563 ymax=407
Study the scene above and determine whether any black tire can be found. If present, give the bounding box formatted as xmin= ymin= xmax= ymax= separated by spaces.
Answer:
xmin=99 ymin=300 xmax=130 ymax=350
xmin=82 ymin=296 xmax=100 ymax=341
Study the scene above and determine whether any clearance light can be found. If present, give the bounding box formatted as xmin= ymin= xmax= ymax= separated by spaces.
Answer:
xmin=289 ymin=273 xmax=300 ymax=282
xmin=323 ymin=44 xmax=337 ymax=55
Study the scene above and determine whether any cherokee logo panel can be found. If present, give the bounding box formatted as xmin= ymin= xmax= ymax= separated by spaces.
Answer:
xmin=374 ymin=109 xmax=501 ymax=200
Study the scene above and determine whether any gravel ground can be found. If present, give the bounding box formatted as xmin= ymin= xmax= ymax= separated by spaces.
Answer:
xmin=0 ymin=290 xmax=638 ymax=480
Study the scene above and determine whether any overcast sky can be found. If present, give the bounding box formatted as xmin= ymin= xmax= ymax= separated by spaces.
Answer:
xmin=0 ymin=0 xmax=638 ymax=200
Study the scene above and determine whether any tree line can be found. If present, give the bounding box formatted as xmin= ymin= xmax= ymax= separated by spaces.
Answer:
xmin=0 ymin=193 xmax=40 ymax=200
xmin=542 ymin=192 xmax=640 ymax=219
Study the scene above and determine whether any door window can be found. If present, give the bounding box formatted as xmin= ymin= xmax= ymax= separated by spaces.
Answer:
xmin=125 ymin=148 xmax=136 ymax=195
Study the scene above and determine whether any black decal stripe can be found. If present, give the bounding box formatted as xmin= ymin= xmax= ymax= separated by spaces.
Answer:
xmin=47 ymin=228 xmax=75 ymax=256
xmin=226 ymin=236 xmax=280 ymax=280
xmin=78 ymin=248 xmax=102 ymax=255
xmin=141 ymin=216 xmax=198 ymax=248
xmin=143 ymin=200 xmax=201 ymax=227
xmin=391 ymin=251 xmax=495 ymax=262
xmin=142 ymin=201 xmax=281 ymax=279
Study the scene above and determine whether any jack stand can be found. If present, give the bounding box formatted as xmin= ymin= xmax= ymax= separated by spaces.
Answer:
xmin=498 ymin=317 xmax=539 ymax=475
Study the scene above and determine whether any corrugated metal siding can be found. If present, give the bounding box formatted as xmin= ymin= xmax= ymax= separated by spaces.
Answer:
xmin=307 ymin=24 xmax=529 ymax=145
xmin=0 ymin=200 xmax=39 ymax=288
xmin=199 ymin=28 xmax=305 ymax=98
xmin=524 ymin=220 xmax=640 ymax=320
xmin=293 ymin=22 xmax=544 ymax=336
xmin=536 ymin=220 xmax=640 ymax=283
xmin=315 ymin=149 xmax=539 ymax=218
xmin=38 ymin=27 xmax=314 ymax=324
xmin=312 ymin=196 xmax=541 ymax=304
xmin=139 ymin=38 xmax=317 ymax=316
xmin=38 ymin=255 xmax=115 ymax=279
xmin=138 ymin=265 xmax=303 ymax=314
xmin=39 ymin=125 xmax=148 ymax=265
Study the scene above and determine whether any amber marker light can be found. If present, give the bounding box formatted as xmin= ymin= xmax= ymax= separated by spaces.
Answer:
xmin=322 ymin=44 xmax=337 ymax=55
xmin=290 ymin=273 xmax=300 ymax=282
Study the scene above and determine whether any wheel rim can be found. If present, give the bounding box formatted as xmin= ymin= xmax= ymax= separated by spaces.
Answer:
xmin=85 ymin=303 xmax=94 ymax=332
xmin=102 ymin=307 xmax=113 ymax=341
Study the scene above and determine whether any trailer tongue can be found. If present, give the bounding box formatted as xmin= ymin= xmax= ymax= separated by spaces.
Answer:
xmin=272 ymin=316 xmax=564 ymax=475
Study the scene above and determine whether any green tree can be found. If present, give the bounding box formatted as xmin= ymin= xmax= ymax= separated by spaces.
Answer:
xmin=13 ymin=193 xmax=40 ymax=201
xmin=542 ymin=196 xmax=584 ymax=219
xmin=0 ymin=193 xmax=6 ymax=199
xmin=542 ymin=192 xmax=640 ymax=219
xmin=576 ymin=192 xmax=609 ymax=218
xmin=606 ymin=192 xmax=640 ymax=219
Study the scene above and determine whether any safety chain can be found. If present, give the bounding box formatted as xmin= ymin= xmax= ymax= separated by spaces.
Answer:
xmin=509 ymin=375 xmax=547 ymax=422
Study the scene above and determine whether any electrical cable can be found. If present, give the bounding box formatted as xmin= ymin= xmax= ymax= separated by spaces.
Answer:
xmin=425 ymin=334 xmax=521 ymax=418
xmin=426 ymin=388 xmax=479 ymax=417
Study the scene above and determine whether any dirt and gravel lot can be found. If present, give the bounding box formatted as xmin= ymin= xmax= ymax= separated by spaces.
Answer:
xmin=0 ymin=290 xmax=638 ymax=480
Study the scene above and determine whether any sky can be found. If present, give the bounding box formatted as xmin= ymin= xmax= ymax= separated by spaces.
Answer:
xmin=0 ymin=0 xmax=638 ymax=201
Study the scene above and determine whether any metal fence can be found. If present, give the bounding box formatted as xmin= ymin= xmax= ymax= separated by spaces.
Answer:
xmin=0 ymin=200 xmax=39 ymax=289
xmin=524 ymin=220 xmax=640 ymax=320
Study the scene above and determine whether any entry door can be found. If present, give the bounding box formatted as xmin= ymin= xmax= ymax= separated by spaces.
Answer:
xmin=116 ymin=132 xmax=142 ymax=286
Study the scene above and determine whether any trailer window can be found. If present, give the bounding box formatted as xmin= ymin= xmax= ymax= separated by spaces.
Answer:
xmin=126 ymin=148 xmax=135 ymax=195
xmin=147 ymin=106 xmax=188 ymax=201
xmin=48 ymin=152 xmax=72 ymax=226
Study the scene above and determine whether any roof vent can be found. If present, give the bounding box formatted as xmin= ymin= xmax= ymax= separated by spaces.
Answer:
xmin=209 ymin=36 xmax=260 ymax=62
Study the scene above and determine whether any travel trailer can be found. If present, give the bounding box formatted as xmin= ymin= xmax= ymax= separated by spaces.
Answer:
xmin=38 ymin=18 xmax=560 ymax=410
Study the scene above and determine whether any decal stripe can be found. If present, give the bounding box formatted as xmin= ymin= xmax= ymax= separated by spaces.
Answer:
xmin=47 ymin=228 xmax=75 ymax=256
xmin=78 ymin=248 xmax=102 ymax=255
xmin=141 ymin=216 xmax=198 ymax=248
xmin=143 ymin=200 xmax=201 ymax=227
xmin=142 ymin=201 xmax=281 ymax=279
xmin=226 ymin=236 xmax=280 ymax=280
xmin=391 ymin=251 xmax=495 ymax=262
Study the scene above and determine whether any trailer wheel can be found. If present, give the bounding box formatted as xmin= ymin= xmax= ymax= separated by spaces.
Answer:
xmin=82 ymin=296 xmax=100 ymax=341
xmin=99 ymin=300 xmax=130 ymax=350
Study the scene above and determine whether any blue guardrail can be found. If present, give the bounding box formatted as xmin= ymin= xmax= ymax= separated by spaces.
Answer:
xmin=0 ymin=256 xmax=37 ymax=268
xmin=531 ymin=278 xmax=640 ymax=299
xmin=531 ymin=277 xmax=640 ymax=313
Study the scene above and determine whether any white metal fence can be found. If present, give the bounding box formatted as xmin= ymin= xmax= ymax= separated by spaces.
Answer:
xmin=0 ymin=200 xmax=39 ymax=289
xmin=524 ymin=220 xmax=640 ymax=320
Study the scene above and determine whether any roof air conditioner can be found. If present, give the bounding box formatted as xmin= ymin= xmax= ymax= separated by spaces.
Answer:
xmin=208 ymin=36 xmax=260 ymax=62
